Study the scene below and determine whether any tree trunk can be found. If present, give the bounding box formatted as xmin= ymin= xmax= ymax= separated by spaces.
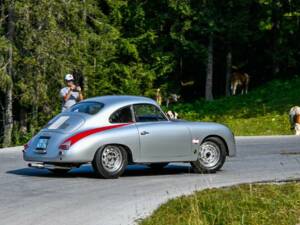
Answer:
xmin=271 ymin=0 xmax=280 ymax=76
xmin=3 ymin=88 xmax=13 ymax=147
xmin=225 ymin=50 xmax=232 ymax=96
xmin=83 ymin=0 xmax=88 ymax=96
xmin=205 ymin=33 xmax=214 ymax=101
xmin=3 ymin=1 xmax=14 ymax=147
xmin=0 ymin=0 xmax=4 ymax=18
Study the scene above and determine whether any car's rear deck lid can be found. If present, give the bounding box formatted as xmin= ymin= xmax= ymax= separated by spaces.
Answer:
xmin=43 ymin=114 xmax=85 ymax=133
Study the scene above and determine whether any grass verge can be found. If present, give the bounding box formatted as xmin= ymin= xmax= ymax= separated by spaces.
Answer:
xmin=139 ymin=182 xmax=300 ymax=225
xmin=171 ymin=78 xmax=300 ymax=135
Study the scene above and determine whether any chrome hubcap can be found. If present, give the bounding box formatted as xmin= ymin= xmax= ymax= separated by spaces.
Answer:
xmin=101 ymin=146 xmax=122 ymax=172
xmin=198 ymin=141 xmax=220 ymax=167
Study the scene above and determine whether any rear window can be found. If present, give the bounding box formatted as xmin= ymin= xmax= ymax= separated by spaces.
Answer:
xmin=70 ymin=102 xmax=104 ymax=115
xmin=109 ymin=106 xmax=133 ymax=123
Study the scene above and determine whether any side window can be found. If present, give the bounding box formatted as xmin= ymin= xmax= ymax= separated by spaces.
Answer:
xmin=109 ymin=106 xmax=133 ymax=123
xmin=134 ymin=104 xmax=167 ymax=122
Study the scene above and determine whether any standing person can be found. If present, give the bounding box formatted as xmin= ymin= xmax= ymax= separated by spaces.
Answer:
xmin=60 ymin=74 xmax=83 ymax=112
xmin=155 ymin=88 xmax=162 ymax=106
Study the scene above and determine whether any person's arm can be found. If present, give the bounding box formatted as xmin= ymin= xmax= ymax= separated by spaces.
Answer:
xmin=63 ymin=84 xmax=77 ymax=101
xmin=76 ymin=86 xmax=84 ymax=101
xmin=79 ymin=91 xmax=83 ymax=101
xmin=63 ymin=88 xmax=72 ymax=101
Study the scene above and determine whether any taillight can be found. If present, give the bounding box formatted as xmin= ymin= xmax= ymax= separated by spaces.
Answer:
xmin=59 ymin=140 xmax=72 ymax=150
xmin=23 ymin=140 xmax=31 ymax=153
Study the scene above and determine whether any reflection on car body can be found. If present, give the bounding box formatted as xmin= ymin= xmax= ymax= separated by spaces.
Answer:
xmin=23 ymin=95 xmax=236 ymax=178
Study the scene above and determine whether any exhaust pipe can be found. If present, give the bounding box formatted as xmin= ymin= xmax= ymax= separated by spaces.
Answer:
xmin=28 ymin=163 xmax=45 ymax=169
xmin=28 ymin=163 xmax=72 ymax=170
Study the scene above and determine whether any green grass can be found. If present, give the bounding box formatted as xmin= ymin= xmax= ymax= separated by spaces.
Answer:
xmin=139 ymin=183 xmax=300 ymax=225
xmin=171 ymin=78 xmax=300 ymax=135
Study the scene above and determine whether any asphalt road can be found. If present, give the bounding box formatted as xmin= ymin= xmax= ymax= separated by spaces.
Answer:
xmin=1 ymin=136 xmax=300 ymax=225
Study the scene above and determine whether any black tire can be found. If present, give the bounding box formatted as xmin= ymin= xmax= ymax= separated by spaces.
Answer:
xmin=48 ymin=168 xmax=70 ymax=175
xmin=191 ymin=137 xmax=226 ymax=173
xmin=148 ymin=163 xmax=169 ymax=170
xmin=92 ymin=145 xmax=128 ymax=179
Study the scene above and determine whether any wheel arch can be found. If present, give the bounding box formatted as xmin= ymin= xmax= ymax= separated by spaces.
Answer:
xmin=116 ymin=144 xmax=134 ymax=164
xmin=95 ymin=143 xmax=134 ymax=164
xmin=202 ymin=135 xmax=229 ymax=156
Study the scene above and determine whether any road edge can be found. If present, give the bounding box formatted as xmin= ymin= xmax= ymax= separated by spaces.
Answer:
xmin=0 ymin=135 xmax=298 ymax=153
xmin=0 ymin=146 xmax=23 ymax=153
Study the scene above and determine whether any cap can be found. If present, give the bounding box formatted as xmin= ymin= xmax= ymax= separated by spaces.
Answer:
xmin=65 ymin=74 xmax=74 ymax=81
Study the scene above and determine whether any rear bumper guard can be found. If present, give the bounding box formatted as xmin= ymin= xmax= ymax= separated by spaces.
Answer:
xmin=28 ymin=163 xmax=72 ymax=170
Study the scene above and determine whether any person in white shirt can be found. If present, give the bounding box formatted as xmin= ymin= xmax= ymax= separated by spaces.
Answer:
xmin=60 ymin=74 xmax=84 ymax=112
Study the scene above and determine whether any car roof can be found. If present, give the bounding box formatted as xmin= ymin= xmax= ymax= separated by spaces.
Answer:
xmin=81 ymin=95 xmax=158 ymax=108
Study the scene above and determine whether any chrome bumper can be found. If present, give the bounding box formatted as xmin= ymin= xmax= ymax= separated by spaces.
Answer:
xmin=28 ymin=162 xmax=72 ymax=170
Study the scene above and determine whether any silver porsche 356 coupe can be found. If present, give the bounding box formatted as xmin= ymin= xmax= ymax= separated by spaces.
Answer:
xmin=23 ymin=95 xmax=236 ymax=178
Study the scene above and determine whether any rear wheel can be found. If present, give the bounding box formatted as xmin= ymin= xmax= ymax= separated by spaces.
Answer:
xmin=191 ymin=137 xmax=226 ymax=173
xmin=92 ymin=145 xmax=128 ymax=179
xmin=148 ymin=163 xmax=169 ymax=170
xmin=48 ymin=168 xmax=70 ymax=175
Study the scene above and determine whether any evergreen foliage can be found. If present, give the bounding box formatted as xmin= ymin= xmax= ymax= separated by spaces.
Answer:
xmin=0 ymin=0 xmax=299 ymax=146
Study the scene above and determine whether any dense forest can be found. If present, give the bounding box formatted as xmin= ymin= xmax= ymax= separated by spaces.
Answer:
xmin=0 ymin=0 xmax=300 ymax=146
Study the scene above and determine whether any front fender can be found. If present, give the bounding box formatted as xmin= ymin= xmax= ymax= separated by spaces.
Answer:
xmin=187 ymin=122 xmax=236 ymax=159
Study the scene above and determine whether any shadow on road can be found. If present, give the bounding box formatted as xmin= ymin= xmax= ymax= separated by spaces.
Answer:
xmin=124 ymin=164 xmax=194 ymax=177
xmin=6 ymin=164 xmax=195 ymax=179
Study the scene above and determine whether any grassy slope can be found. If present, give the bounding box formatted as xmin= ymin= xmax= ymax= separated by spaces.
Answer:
xmin=139 ymin=183 xmax=300 ymax=225
xmin=171 ymin=78 xmax=300 ymax=136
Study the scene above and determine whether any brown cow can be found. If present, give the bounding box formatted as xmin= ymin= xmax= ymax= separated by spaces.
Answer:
xmin=166 ymin=94 xmax=180 ymax=107
xmin=289 ymin=106 xmax=300 ymax=135
xmin=155 ymin=88 xmax=180 ymax=107
xmin=231 ymin=72 xmax=250 ymax=95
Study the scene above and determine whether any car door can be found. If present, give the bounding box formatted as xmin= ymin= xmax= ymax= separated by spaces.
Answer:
xmin=133 ymin=104 xmax=192 ymax=162
xmin=108 ymin=105 xmax=141 ymax=162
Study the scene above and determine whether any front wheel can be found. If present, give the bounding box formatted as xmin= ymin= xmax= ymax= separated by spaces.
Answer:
xmin=191 ymin=137 xmax=226 ymax=173
xmin=92 ymin=145 xmax=128 ymax=179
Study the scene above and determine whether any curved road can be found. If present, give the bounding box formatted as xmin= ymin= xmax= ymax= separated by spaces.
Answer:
xmin=1 ymin=136 xmax=300 ymax=225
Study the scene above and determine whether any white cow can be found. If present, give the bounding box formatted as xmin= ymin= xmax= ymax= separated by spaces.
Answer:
xmin=166 ymin=110 xmax=178 ymax=120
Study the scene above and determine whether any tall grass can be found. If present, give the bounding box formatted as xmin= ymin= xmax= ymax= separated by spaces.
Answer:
xmin=170 ymin=78 xmax=300 ymax=135
xmin=139 ymin=183 xmax=300 ymax=225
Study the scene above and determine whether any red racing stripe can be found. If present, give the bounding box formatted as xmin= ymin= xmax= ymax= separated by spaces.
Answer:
xmin=65 ymin=124 xmax=129 ymax=145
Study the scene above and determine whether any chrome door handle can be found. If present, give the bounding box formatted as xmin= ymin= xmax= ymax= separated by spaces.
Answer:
xmin=140 ymin=131 xmax=149 ymax=135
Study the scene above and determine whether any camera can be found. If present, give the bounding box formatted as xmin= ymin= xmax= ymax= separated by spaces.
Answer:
xmin=72 ymin=86 xmax=81 ymax=92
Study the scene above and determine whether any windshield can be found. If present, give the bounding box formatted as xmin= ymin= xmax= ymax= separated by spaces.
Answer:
xmin=69 ymin=102 xmax=104 ymax=115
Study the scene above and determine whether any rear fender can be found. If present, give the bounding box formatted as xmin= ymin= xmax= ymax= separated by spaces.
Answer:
xmin=68 ymin=124 xmax=139 ymax=162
